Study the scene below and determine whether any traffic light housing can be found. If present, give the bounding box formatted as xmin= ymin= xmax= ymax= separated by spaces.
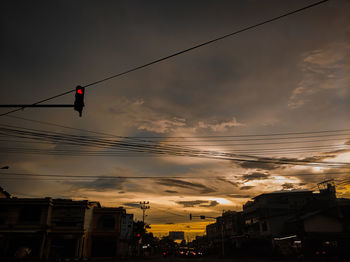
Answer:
xmin=74 ymin=86 xmax=85 ymax=117
xmin=189 ymin=214 xmax=192 ymax=220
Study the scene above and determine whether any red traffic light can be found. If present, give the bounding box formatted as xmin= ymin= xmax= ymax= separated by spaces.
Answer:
xmin=137 ymin=234 xmax=140 ymax=237
xmin=74 ymin=85 xmax=85 ymax=117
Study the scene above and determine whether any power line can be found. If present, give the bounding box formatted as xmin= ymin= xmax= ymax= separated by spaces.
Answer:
xmin=0 ymin=172 xmax=221 ymax=179
xmin=4 ymin=115 xmax=350 ymax=140
xmin=1 ymin=119 xmax=349 ymax=156
xmin=2 ymin=116 xmax=349 ymax=159
xmin=0 ymin=139 xmax=348 ymax=153
xmin=151 ymin=206 xmax=187 ymax=218
xmin=126 ymin=130 xmax=350 ymax=139
xmin=149 ymin=133 xmax=350 ymax=142
xmin=155 ymin=139 xmax=349 ymax=146
xmin=1 ymin=145 xmax=349 ymax=158
xmin=1 ymin=171 xmax=349 ymax=180
xmin=4 ymin=115 xmax=124 ymax=138
xmin=0 ymin=0 xmax=329 ymax=117
xmin=0 ymin=124 xmax=349 ymax=168
xmin=4 ymin=116 xmax=350 ymax=143
xmin=1 ymin=123 xmax=349 ymax=150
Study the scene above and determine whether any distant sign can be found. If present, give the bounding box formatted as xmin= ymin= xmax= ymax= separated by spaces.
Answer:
xmin=169 ymin=231 xmax=184 ymax=240
xmin=120 ymin=214 xmax=133 ymax=240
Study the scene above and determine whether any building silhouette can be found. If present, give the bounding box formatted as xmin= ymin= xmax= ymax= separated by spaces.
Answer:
xmin=0 ymin=193 xmax=133 ymax=261
xmin=205 ymin=180 xmax=350 ymax=258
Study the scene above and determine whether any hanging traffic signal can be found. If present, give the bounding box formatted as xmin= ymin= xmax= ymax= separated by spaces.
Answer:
xmin=189 ymin=214 xmax=192 ymax=220
xmin=74 ymin=85 xmax=85 ymax=117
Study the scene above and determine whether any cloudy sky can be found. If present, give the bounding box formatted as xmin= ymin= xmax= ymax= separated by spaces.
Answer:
xmin=1 ymin=0 xmax=350 ymax=238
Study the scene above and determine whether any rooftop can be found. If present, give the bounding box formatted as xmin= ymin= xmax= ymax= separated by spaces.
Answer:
xmin=253 ymin=189 xmax=313 ymax=199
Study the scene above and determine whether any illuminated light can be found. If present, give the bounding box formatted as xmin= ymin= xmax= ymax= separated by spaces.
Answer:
xmin=137 ymin=234 xmax=140 ymax=237
xmin=77 ymin=89 xmax=83 ymax=94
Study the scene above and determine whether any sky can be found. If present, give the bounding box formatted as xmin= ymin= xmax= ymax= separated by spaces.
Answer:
xmin=0 ymin=0 xmax=350 ymax=239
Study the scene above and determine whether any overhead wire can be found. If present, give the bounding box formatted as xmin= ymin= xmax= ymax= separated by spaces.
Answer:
xmin=1 ymin=116 xmax=349 ymax=158
xmin=0 ymin=171 xmax=349 ymax=180
xmin=5 ymin=115 xmax=350 ymax=139
xmin=0 ymin=124 xmax=349 ymax=168
xmin=0 ymin=172 xmax=220 ymax=179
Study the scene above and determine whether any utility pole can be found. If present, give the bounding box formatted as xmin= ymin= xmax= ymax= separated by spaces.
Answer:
xmin=140 ymin=201 xmax=150 ymax=224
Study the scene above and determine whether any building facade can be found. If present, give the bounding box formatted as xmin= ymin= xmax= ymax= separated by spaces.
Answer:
xmin=243 ymin=190 xmax=314 ymax=238
xmin=85 ymin=207 xmax=126 ymax=259
xmin=0 ymin=193 xmax=132 ymax=261
xmin=44 ymin=199 xmax=99 ymax=260
xmin=0 ymin=197 xmax=52 ymax=260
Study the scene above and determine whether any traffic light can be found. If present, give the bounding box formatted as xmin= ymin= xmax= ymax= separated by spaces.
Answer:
xmin=200 ymin=215 xmax=206 ymax=219
xmin=189 ymin=214 xmax=192 ymax=220
xmin=74 ymin=85 xmax=85 ymax=117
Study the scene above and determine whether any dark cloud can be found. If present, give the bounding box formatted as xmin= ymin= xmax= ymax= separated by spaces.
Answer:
xmin=123 ymin=202 xmax=140 ymax=208
xmin=200 ymin=188 xmax=216 ymax=194
xmin=176 ymin=200 xmax=207 ymax=207
xmin=242 ymin=172 xmax=270 ymax=181
xmin=164 ymin=190 xmax=178 ymax=194
xmin=278 ymin=155 xmax=337 ymax=164
xmin=69 ymin=178 xmax=126 ymax=192
xmin=227 ymin=194 xmax=251 ymax=198
xmin=240 ymin=186 xmax=254 ymax=190
xmin=237 ymin=160 xmax=280 ymax=170
xmin=176 ymin=200 xmax=219 ymax=208
xmin=157 ymin=179 xmax=215 ymax=194
xmin=216 ymin=177 xmax=240 ymax=187
xmin=281 ymin=183 xmax=295 ymax=190
xmin=200 ymin=200 xmax=219 ymax=207
xmin=236 ymin=152 xmax=343 ymax=172
xmin=322 ymin=148 xmax=350 ymax=155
